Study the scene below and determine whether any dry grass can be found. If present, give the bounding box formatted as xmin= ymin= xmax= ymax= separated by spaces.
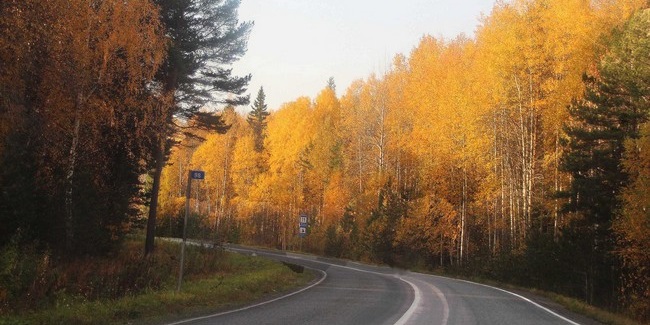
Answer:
xmin=0 ymin=238 xmax=313 ymax=325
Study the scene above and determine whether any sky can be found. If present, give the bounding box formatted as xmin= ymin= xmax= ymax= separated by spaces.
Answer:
xmin=232 ymin=0 xmax=498 ymax=111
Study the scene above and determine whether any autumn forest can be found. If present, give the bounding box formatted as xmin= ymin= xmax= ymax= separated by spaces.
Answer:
xmin=1 ymin=0 xmax=649 ymax=322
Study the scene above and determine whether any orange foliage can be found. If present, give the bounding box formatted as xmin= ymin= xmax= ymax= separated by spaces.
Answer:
xmin=157 ymin=0 xmax=647 ymax=273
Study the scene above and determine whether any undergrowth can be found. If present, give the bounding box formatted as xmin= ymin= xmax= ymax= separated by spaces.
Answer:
xmin=1 ymin=236 xmax=251 ymax=316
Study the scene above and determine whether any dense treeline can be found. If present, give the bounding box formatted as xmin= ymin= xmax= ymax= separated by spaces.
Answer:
xmin=159 ymin=0 xmax=649 ymax=320
xmin=2 ymin=0 xmax=647 ymax=321
xmin=0 ymin=0 xmax=250 ymax=256
xmin=0 ymin=0 xmax=167 ymax=255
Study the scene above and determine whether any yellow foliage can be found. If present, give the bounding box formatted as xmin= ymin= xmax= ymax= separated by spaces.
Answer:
xmin=266 ymin=97 xmax=313 ymax=173
xmin=322 ymin=172 xmax=350 ymax=226
xmin=616 ymin=122 xmax=650 ymax=316
xmin=154 ymin=0 xmax=648 ymax=273
xmin=396 ymin=195 xmax=458 ymax=255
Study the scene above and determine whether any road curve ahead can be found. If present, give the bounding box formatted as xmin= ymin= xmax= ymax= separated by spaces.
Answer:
xmin=167 ymin=247 xmax=414 ymax=325
xmin=401 ymin=272 xmax=585 ymax=325
xmin=167 ymin=247 xmax=589 ymax=325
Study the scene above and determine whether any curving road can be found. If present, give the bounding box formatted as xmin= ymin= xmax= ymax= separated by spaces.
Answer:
xmin=166 ymin=246 xmax=594 ymax=325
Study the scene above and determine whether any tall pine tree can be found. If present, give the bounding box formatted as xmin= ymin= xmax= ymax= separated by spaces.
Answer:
xmin=247 ymin=87 xmax=270 ymax=153
xmin=145 ymin=0 xmax=252 ymax=255
xmin=561 ymin=8 xmax=650 ymax=305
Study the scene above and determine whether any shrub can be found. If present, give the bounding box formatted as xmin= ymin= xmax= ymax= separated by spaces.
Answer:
xmin=0 ymin=238 xmax=227 ymax=314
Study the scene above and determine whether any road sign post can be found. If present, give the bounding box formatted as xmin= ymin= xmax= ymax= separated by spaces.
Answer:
xmin=177 ymin=170 xmax=205 ymax=292
xmin=298 ymin=214 xmax=308 ymax=251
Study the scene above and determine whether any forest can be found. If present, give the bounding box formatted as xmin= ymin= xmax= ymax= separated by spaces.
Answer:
xmin=1 ymin=0 xmax=648 ymax=322
xmin=157 ymin=0 xmax=649 ymax=320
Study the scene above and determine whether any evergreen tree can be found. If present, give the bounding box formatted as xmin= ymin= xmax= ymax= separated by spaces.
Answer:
xmin=247 ymin=87 xmax=270 ymax=152
xmin=327 ymin=76 xmax=336 ymax=94
xmin=560 ymin=8 xmax=650 ymax=305
xmin=145 ymin=0 xmax=252 ymax=255
xmin=364 ymin=179 xmax=406 ymax=266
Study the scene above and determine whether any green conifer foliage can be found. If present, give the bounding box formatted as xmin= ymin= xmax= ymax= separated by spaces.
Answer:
xmin=560 ymin=8 xmax=650 ymax=305
xmin=247 ymin=87 xmax=270 ymax=153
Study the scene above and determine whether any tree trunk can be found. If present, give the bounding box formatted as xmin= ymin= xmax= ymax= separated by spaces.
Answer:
xmin=358 ymin=136 xmax=363 ymax=194
xmin=554 ymin=131 xmax=560 ymax=241
xmin=145 ymin=139 xmax=165 ymax=256
xmin=65 ymin=99 xmax=82 ymax=251
xmin=460 ymin=165 xmax=466 ymax=265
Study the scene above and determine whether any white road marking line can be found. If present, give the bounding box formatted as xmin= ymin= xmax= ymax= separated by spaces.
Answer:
xmin=232 ymin=247 xmax=422 ymax=325
xmin=236 ymin=247 xmax=580 ymax=325
xmin=393 ymin=276 xmax=422 ymax=325
xmin=281 ymin=259 xmax=422 ymax=325
xmin=308 ymin=263 xmax=421 ymax=325
xmin=171 ymin=244 xmax=577 ymax=325
xmin=449 ymin=277 xmax=581 ymax=325
xmin=165 ymin=267 xmax=327 ymax=325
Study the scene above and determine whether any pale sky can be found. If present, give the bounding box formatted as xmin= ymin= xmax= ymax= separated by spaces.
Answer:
xmin=232 ymin=0 xmax=497 ymax=111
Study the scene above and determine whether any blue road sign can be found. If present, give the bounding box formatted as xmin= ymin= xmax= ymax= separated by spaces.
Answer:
xmin=298 ymin=214 xmax=308 ymax=238
xmin=190 ymin=170 xmax=205 ymax=180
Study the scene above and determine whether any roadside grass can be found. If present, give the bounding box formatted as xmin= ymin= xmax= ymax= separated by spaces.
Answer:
xmin=0 ymin=239 xmax=314 ymax=325
xmin=524 ymin=288 xmax=641 ymax=325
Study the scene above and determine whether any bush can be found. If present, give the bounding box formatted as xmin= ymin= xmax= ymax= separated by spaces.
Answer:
xmin=0 ymin=235 xmax=53 ymax=311
xmin=0 ymin=238 xmax=227 ymax=314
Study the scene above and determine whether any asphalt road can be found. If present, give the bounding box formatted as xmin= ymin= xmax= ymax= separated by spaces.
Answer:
xmin=166 ymin=246 xmax=593 ymax=325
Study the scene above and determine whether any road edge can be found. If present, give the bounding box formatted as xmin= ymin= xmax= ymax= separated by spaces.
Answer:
xmin=165 ymin=265 xmax=327 ymax=325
